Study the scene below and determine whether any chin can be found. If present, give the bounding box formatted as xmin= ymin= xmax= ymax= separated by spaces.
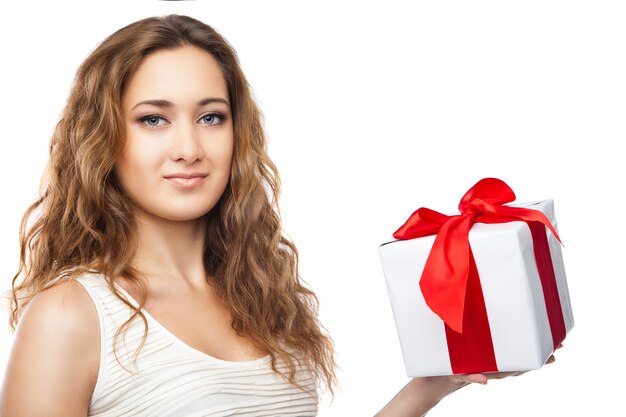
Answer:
xmin=164 ymin=208 xmax=214 ymax=222
xmin=133 ymin=201 xmax=216 ymax=223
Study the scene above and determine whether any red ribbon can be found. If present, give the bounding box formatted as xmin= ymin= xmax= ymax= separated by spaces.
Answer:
xmin=393 ymin=178 xmax=561 ymax=334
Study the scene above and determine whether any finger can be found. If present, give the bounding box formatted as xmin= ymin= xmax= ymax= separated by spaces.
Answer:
xmin=546 ymin=354 xmax=556 ymax=364
xmin=470 ymin=370 xmax=527 ymax=381
xmin=453 ymin=373 xmax=488 ymax=385
xmin=485 ymin=371 xmax=520 ymax=380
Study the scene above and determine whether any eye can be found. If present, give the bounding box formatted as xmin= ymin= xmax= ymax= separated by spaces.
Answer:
xmin=199 ymin=113 xmax=226 ymax=126
xmin=138 ymin=114 xmax=168 ymax=127
xmin=137 ymin=112 xmax=226 ymax=128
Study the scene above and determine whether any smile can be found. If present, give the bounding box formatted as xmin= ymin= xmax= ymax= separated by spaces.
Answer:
xmin=164 ymin=176 xmax=208 ymax=188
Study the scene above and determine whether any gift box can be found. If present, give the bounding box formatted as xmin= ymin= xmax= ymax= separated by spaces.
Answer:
xmin=378 ymin=178 xmax=574 ymax=377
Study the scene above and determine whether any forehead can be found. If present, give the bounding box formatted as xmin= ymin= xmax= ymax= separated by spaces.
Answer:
xmin=122 ymin=46 xmax=228 ymax=108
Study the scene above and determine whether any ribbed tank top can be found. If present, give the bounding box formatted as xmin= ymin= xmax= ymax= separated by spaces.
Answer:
xmin=74 ymin=272 xmax=319 ymax=417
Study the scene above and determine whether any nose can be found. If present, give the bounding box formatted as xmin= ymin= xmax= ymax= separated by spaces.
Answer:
xmin=170 ymin=119 xmax=204 ymax=164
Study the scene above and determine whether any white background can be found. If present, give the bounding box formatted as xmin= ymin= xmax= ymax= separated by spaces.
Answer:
xmin=1 ymin=1 xmax=624 ymax=415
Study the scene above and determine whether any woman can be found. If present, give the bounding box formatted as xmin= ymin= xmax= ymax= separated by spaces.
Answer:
xmin=0 ymin=14 xmax=551 ymax=416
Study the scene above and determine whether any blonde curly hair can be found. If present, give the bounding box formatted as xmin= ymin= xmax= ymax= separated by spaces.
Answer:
xmin=8 ymin=14 xmax=337 ymax=397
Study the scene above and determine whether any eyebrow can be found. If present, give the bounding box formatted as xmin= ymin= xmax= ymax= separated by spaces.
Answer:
xmin=131 ymin=97 xmax=229 ymax=111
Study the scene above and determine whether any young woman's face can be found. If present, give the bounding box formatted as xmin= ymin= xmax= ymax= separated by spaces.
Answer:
xmin=117 ymin=46 xmax=233 ymax=222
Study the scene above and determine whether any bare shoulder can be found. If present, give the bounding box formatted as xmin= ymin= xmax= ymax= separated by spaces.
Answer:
xmin=0 ymin=278 xmax=99 ymax=417
xmin=20 ymin=278 xmax=99 ymax=343
xmin=15 ymin=278 xmax=99 ymax=348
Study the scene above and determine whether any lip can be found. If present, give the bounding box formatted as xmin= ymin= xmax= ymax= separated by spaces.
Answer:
xmin=163 ymin=173 xmax=208 ymax=189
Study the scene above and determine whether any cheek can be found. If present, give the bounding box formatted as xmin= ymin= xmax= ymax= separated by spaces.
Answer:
xmin=210 ymin=137 xmax=234 ymax=172
xmin=220 ymin=143 xmax=234 ymax=170
xmin=117 ymin=142 xmax=162 ymax=190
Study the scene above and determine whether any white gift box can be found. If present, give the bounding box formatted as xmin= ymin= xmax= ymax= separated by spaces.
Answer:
xmin=378 ymin=199 xmax=574 ymax=377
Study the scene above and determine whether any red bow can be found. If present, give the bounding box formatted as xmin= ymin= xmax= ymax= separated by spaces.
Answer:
xmin=393 ymin=178 xmax=561 ymax=333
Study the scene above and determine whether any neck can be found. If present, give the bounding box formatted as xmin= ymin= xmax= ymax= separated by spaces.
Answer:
xmin=130 ymin=206 xmax=209 ymax=289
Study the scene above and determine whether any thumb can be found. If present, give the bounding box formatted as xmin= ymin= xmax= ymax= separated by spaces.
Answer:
xmin=455 ymin=374 xmax=488 ymax=385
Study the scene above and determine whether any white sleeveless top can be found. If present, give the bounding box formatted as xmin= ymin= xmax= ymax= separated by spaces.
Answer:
xmin=74 ymin=272 xmax=319 ymax=417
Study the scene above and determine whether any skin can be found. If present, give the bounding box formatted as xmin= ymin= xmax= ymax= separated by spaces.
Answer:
xmin=375 ymin=357 xmax=556 ymax=416
xmin=114 ymin=45 xmax=263 ymax=363
xmin=0 ymin=46 xmax=254 ymax=416
xmin=0 ymin=45 xmax=559 ymax=416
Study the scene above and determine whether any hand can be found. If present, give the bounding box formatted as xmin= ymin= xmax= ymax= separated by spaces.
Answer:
xmin=450 ymin=353 xmax=553 ymax=386
xmin=375 ymin=345 xmax=561 ymax=417
xmin=450 ymin=344 xmax=560 ymax=386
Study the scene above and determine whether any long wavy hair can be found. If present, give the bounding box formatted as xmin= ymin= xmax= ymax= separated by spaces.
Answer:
xmin=7 ymin=14 xmax=336 ymax=396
